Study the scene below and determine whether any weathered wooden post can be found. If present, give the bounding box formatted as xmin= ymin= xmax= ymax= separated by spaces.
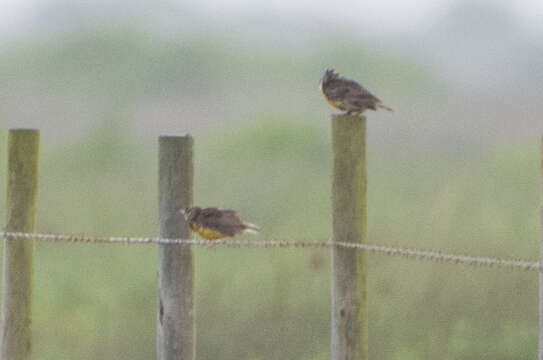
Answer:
xmin=157 ymin=135 xmax=194 ymax=360
xmin=1 ymin=129 xmax=40 ymax=360
xmin=539 ymin=136 xmax=543 ymax=360
xmin=331 ymin=115 xmax=368 ymax=360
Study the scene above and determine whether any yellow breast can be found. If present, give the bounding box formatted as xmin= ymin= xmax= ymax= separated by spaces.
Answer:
xmin=191 ymin=223 xmax=228 ymax=240
xmin=320 ymin=84 xmax=343 ymax=110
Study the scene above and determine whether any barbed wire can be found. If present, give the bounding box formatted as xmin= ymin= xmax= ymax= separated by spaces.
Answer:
xmin=0 ymin=231 xmax=540 ymax=272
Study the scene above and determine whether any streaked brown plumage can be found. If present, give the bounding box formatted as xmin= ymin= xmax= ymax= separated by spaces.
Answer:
xmin=320 ymin=68 xmax=393 ymax=115
xmin=180 ymin=206 xmax=259 ymax=240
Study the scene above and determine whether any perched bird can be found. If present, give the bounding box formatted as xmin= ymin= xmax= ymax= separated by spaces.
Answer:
xmin=180 ymin=206 xmax=259 ymax=240
xmin=320 ymin=68 xmax=393 ymax=115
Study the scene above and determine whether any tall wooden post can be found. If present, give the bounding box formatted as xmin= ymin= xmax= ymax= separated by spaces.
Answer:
xmin=157 ymin=135 xmax=194 ymax=360
xmin=1 ymin=129 xmax=40 ymax=360
xmin=331 ymin=115 xmax=368 ymax=360
xmin=539 ymin=136 xmax=543 ymax=360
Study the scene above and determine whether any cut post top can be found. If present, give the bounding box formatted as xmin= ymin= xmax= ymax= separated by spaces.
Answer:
xmin=331 ymin=114 xmax=367 ymax=121
xmin=8 ymin=128 xmax=39 ymax=133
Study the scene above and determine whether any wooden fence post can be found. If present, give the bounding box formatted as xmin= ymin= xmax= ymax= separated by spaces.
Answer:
xmin=157 ymin=135 xmax=195 ymax=360
xmin=539 ymin=136 xmax=543 ymax=360
xmin=331 ymin=115 xmax=368 ymax=360
xmin=1 ymin=129 xmax=40 ymax=360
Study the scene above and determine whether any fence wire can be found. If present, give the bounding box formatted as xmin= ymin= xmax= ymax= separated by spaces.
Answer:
xmin=1 ymin=231 xmax=540 ymax=272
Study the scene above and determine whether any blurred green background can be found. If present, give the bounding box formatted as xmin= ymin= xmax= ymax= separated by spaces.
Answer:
xmin=0 ymin=0 xmax=542 ymax=359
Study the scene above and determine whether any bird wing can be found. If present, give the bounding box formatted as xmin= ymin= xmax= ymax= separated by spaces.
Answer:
xmin=197 ymin=208 xmax=222 ymax=229
xmin=327 ymin=78 xmax=380 ymax=102
xmin=198 ymin=208 xmax=243 ymax=236
xmin=200 ymin=207 xmax=221 ymax=217
xmin=345 ymin=83 xmax=382 ymax=109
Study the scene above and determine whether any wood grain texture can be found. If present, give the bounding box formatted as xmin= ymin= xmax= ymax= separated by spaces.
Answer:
xmin=1 ymin=129 xmax=40 ymax=360
xmin=539 ymin=136 xmax=543 ymax=360
xmin=331 ymin=115 xmax=367 ymax=360
xmin=157 ymin=135 xmax=194 ymax=360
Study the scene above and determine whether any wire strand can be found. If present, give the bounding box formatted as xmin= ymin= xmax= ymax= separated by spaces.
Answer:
xmin=1 ymin=231 xmax=540 ymax=272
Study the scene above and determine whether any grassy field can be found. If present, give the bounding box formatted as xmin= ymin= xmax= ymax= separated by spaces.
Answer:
xmin=0 ymin=119 xmax=540 ymax=359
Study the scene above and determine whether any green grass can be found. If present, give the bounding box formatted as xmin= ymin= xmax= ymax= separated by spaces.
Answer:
xmin=0 ymin=120 xmax=541 ymax=359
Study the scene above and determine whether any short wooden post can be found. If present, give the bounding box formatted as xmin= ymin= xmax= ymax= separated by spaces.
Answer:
xmin=1 ymin=129 xmax=40 ymax=360
xmin=331 ymin=115 xmax=368 ymax=360
xmin=157 ymin=135 xmax=194 ymax=360
xmin=539 ymin=136 xmax=543 ymax=360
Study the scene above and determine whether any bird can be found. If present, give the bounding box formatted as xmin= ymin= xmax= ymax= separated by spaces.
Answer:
xmin=180 ymin=206 xmax=259 ymax=240
xmin=320 ymin=68 xmax=393 ymax=115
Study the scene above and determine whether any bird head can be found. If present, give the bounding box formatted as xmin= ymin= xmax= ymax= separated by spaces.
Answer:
xmin=180 ymin=206 xmax=200 ymax=221
xmin=321 ymin=68 xmax=338 ymax=85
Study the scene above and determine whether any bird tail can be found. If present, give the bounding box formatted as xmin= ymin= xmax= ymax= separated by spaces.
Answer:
xmin=242 ymin=223 xmax=259 ymax=234
xmin=376 ymin=102 xmax=393 ymax=112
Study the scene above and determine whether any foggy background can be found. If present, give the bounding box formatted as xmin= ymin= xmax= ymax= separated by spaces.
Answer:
xmin=0 ymin=0 xmax=542 ymax=359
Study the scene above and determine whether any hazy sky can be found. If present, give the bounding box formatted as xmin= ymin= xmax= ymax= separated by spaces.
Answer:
xmin=190 ymin=0 xmax=543 ymax=33
xmin=1 ymin=0 xmax=542 ymax=36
